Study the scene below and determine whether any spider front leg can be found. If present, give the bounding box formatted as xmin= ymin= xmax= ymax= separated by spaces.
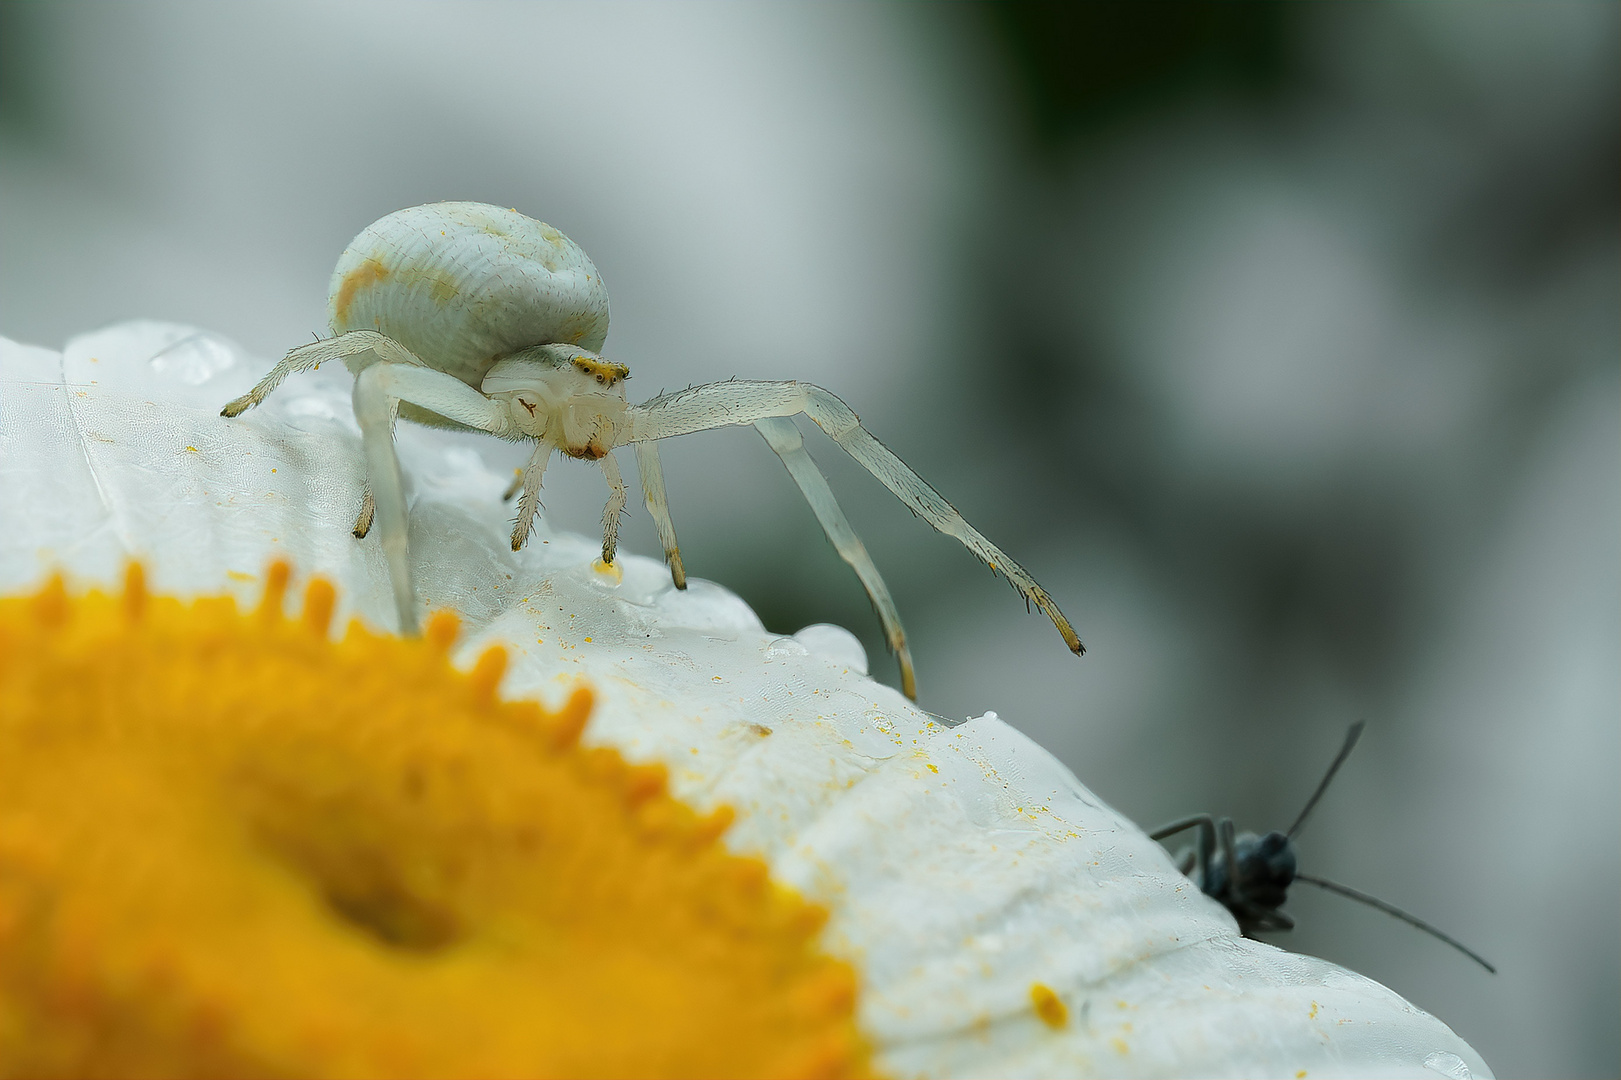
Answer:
xmin=597 ymin=452 xmax=628 ymax=566
xmin=509 ymin=442 xmax=553 ymax=552
xmin=221 ymin=330 xmax=427 ymax=417
xmin=351 ymin=360 xmax=512 ymax=634
xmin=220 ymin=340 xmax=327 ymax=418
xmin=755 ymin=417 xmax=917 ymax=700
xmin=622 ymin=380 xmax=1083 ymax=656
xmin=225 ymin=330 xmax=419 ymax=542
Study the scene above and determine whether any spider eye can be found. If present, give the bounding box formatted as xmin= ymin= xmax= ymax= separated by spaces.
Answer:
xmin=595 ymin=374 xmax=605 ymax=384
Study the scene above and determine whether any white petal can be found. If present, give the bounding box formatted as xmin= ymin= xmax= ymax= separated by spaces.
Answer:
xmin=0 ymin=324 xmax=1491 ymax=1079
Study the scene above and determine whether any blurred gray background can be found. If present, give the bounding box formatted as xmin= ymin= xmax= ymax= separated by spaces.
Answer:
xmin=1 ymin=3 xmax=1615 ymax=1075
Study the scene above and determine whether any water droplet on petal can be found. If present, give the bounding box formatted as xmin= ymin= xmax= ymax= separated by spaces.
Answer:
xmin=1423 ymin=1051 xmax=1473 ymax=1079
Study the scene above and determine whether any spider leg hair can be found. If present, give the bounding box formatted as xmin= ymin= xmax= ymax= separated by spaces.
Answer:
xmin=755 ymin=416 xmax=918 ymax=700
xmin=633 ymin=442 xmax=687 ymax=589
xmin=353 ymin=487 xmax=375 ymax=538
xmin=510 ymin=442 xmax=553 ymax=552
xmin=597 ymin=452 xmax=628 ymax=565
xmin=624 ymin=381 xmax=1083 ymax=655
xmin=351 ymin=360 xmax=512 ymax=635
xmin=222 ymin=330 xmax=430 ymax=417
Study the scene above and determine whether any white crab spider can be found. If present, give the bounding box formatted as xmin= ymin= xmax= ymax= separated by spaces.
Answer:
xmin=223 ymin=202 xmax=1082 ymax=697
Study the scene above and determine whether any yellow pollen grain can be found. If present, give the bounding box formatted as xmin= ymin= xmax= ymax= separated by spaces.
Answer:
xmin=0 ymin=566 xmax=874 ymax=1079
xmin=1030 ymin=982 xmax=1068 ymax=1030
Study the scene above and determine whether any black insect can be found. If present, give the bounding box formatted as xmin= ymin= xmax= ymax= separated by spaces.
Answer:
xmin=1150 ymin=721 xmax=1495 ymax=973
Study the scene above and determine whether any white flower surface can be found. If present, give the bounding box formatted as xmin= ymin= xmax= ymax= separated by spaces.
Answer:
xmin=0 ymin=322 xmax=1491 ymax=1080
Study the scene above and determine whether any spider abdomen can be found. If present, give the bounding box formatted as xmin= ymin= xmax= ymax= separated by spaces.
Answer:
xmin=328 ymin=202 xmax=611 ymax=387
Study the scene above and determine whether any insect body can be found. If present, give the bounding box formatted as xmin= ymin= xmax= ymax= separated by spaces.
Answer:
xmin=1150 ymin=722 xmax=1495 ymax=972
xmin=222 ymin=202 xmax=1083 ymax=698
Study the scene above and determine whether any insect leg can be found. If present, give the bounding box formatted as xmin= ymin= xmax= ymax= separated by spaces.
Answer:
xmin=1218 ymin=817 xmax=1239 ymax=886
xmin=510 ymin=442 xmax=552 ymax=552
xmin=633 ymin=441 xmax=687 ymax=589
xmin=1150 ymin=813 xmax=1218 ymax=891
xmin=1195 ymin=825 xmax=1213 ymax=891
xmin=755 ymin=416 xmax=917 ymax=700
xmin=597 ymin=451 xmax=628 ymax=566
xmin=1218 ymin=817 xmax=1238 ymax=869
xmin=1148 ymin=814 xmax=1218 ymax=842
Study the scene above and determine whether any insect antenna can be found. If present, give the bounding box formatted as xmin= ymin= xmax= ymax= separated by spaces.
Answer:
xmin=1287 ymin=720 xmax=1366 ymax=839
xmin=1293 ymin=872 xmax=1496 ymax=974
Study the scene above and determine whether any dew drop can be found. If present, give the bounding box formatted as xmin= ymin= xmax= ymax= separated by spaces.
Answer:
xmin=1423 ymin=1051 xmax=1473 ymax=1079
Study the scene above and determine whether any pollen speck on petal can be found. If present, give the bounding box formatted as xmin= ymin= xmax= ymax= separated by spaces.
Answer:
xmin=1031 ymin=982 xmax=1069 ymax=1030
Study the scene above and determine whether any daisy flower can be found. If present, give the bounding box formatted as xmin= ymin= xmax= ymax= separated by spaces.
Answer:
xmin=0 ymin=322 xmax=1491 ymax=1078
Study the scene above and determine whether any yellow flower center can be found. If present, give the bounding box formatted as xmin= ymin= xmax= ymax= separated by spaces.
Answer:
xmin=0 ymin=565 xmax=870 ymax=1079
